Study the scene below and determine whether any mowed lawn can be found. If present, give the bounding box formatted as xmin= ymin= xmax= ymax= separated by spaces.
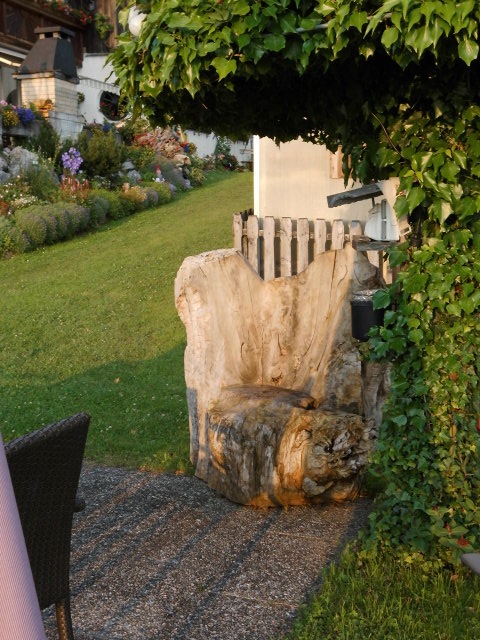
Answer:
xmin=0 ymin=171 xmax=253 ymax=472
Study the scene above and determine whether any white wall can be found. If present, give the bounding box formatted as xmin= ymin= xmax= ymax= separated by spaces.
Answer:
xmin=77 ymin=54 xmax=119 ymax=126
xmin=185 ymin=130 xmax=253 ymax=161
xmin=254 ymin=137 xmax=398 ymax=223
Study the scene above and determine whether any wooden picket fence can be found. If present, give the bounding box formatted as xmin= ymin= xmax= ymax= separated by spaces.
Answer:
xmin=233 ymin=209 xmax=365 ymax=280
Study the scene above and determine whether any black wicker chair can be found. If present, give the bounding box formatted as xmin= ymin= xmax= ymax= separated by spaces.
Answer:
xmin=5 ymin=412 xmax=90 ymax=640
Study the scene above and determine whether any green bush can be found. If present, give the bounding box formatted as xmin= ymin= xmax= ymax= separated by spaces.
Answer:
xmin=25 ymin=118 xmax=60 ymax=160
xmin=120 ymin=186 xmax=148 ymax=211
xmin=0 ymin=223 xmax=31 ymax=255
xmin=189 ymin=166 xmax=206 ymax=187
xmin=14 ymin=209 xmax=47 ymax=248
xmin=117 ymin=192 xmax=138 ymax=217
xmin=147 ymin=181 xmax=173 ymax=204
xmin=85 ymin=193 xmax=109 ymax=227
xmin=91 ymin=189 xmax=125 ymax=220
xmin=144 ymin=188 xmax=159 ymax=207
xmin=15 ymin=203 xmax=90 ymax=245
xmin=121 ymin=144 xmax=155 ymax=173
xmin=50 ymin=204 xmax=71 ymax=240
xmin=66 ymin=204 xmax=90 ymax=233
xmin=77 ymin=128 xmax=122 ymax=180
xmin=156 ymin=157 xmax=186 ymax=191
xmin=13 ymin=202 xmax=89 ymax=247
xmin=21 ymin=161 xmax=59 ymax=203
xmin=37 ymin=209 xmax=59 ymax=244
xmin=0 ymin=217 xmax=16 ymax=255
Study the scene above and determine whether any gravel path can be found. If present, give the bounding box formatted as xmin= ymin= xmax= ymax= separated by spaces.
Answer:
xmin=43 ymin=464 xmax=372 ymax=640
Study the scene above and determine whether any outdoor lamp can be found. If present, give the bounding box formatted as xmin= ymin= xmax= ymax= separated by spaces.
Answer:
xmin=128 ymin=7 xmax=146 ymax=36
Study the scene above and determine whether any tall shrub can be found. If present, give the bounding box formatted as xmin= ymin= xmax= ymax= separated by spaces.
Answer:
xmin=26 ymin=118 xmax=60 ymax=160
xmin=77 ymin=127 xmax=122 ymax=180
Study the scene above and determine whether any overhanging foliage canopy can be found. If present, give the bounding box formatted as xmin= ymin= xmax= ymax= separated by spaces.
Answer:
xmin=111 ymin=1 xmax=480 ymax=566
xmin=112 ymin=1 xmax=479 ymax=173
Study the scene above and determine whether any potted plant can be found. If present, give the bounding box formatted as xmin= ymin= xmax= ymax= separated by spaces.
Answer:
xmin=94 ymin=13 xmax=114 ymax=42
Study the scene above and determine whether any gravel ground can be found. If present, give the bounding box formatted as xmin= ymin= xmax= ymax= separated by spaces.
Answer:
xmin=43 ymin=464 xmax=372 ymax=640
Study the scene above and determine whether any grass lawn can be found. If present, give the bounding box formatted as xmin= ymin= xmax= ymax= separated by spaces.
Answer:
xmin=0 ymin=170 xmax=253 ymax=472
xmin=2 ymin=167 xmax=480 ymax=638
xmin=286 ymin=545 xmax=480 ymax=640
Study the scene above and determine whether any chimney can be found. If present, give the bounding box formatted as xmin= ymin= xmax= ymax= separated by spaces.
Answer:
xmin=18 ymin=26 xmax=79 ymax=84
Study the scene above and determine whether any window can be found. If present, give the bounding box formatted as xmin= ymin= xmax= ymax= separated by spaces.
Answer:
xmin=99 ymin=91 xmax=124 ymax=121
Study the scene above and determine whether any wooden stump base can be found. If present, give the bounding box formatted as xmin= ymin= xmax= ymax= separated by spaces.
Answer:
xmin=204 ymin=385 xmax=376 ymax=507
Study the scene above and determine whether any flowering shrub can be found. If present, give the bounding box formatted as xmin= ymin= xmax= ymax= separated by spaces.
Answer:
xmin=16 ymin=107 xmax=36 ymax=126
xmin=133 ymin=127 xmax=184 ymax=158
xmin=214 ymin=137 xmax=239 ymax=170
xmin=120 ymin=185 xmax=148 ymax=208
xmin=60 ymin=176 xmax=90 ymax=203
xmin=34 ymin=0 xmax=92 ymax=25
xmin=0 ymin=177 xmax=39 ymax=216
xmin=0 ymin=102 xmax=37 ymax=127
xmin=60 ymin=147 xmax=89 ymax=201
xmin=1 ymin=104 xmax=19 ymax=128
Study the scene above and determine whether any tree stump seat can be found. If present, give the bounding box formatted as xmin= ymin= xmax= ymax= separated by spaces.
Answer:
xmin=175 ymin=246 xmax=389 ymax=506
xmin=206 ymin=384 xmax=375 ymax=506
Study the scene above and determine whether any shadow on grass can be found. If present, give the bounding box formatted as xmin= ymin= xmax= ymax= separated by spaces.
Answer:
xmin=1 ymin=343 xmax=193 ymax=474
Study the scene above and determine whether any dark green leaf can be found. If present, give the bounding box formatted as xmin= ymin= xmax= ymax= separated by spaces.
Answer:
xmin=264 ymin=34 xmax=286 ymax=52
xmin=373 ymin=289 xmax=392 ymax=309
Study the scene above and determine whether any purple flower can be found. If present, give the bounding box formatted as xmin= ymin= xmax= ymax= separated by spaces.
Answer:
xmin=62 ymin=147 xmax=83 ymax=176
xmin=16 ymin=107 xmax=36 ymax=125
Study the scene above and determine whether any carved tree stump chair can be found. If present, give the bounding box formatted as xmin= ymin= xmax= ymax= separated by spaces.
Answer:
xmin=5 ymin=412 xmax=91 ymax=640
xmin=175 ymin=245 xmax=389 ymax=506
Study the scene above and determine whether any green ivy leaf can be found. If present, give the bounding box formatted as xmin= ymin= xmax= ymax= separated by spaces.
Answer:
xmin=394 ymin=194 xmax=410 ymax=217
xmin=409 ymin=328 xmax=424 ymax=343
xmin=237 ymin=33 xmax=251 ymax=49
xmin=264 ymin=33 xmax=286 ymax=52
xmin=412 ymin=151 xmax=433 ymax=172
xmin=406 ymin=186 xmax=425 ymax=212
xmin=458 ymin=36 xmax=479 ymax=65
xmin=212 ymin=57 xmax=237 ymax=80
xmin=349 ymin=11 xmax=368 ymax=31
xmin=166 ymin=13 xmax=194 ymax=29
xmin=452 ymin=149 xmax=468 ymax=169
xmin=440 ymin=160 xmax=460 ymax=181
xmin=403 ymin=273 xmax=429 ymax=294
xmin=460 ymin=290 xmax=480 ymax=314
xmin=381 ymin=26 xmax=399 ymax=48
xmin=279 ymin=14 xmax=297 ymax=34
xmin=446 ymin=302 xmax=462 ymax=316
xmin=373 ymin=288 xmax=392 ymax=309
xmin=232 ymin=1 xmax=251 ymax=17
